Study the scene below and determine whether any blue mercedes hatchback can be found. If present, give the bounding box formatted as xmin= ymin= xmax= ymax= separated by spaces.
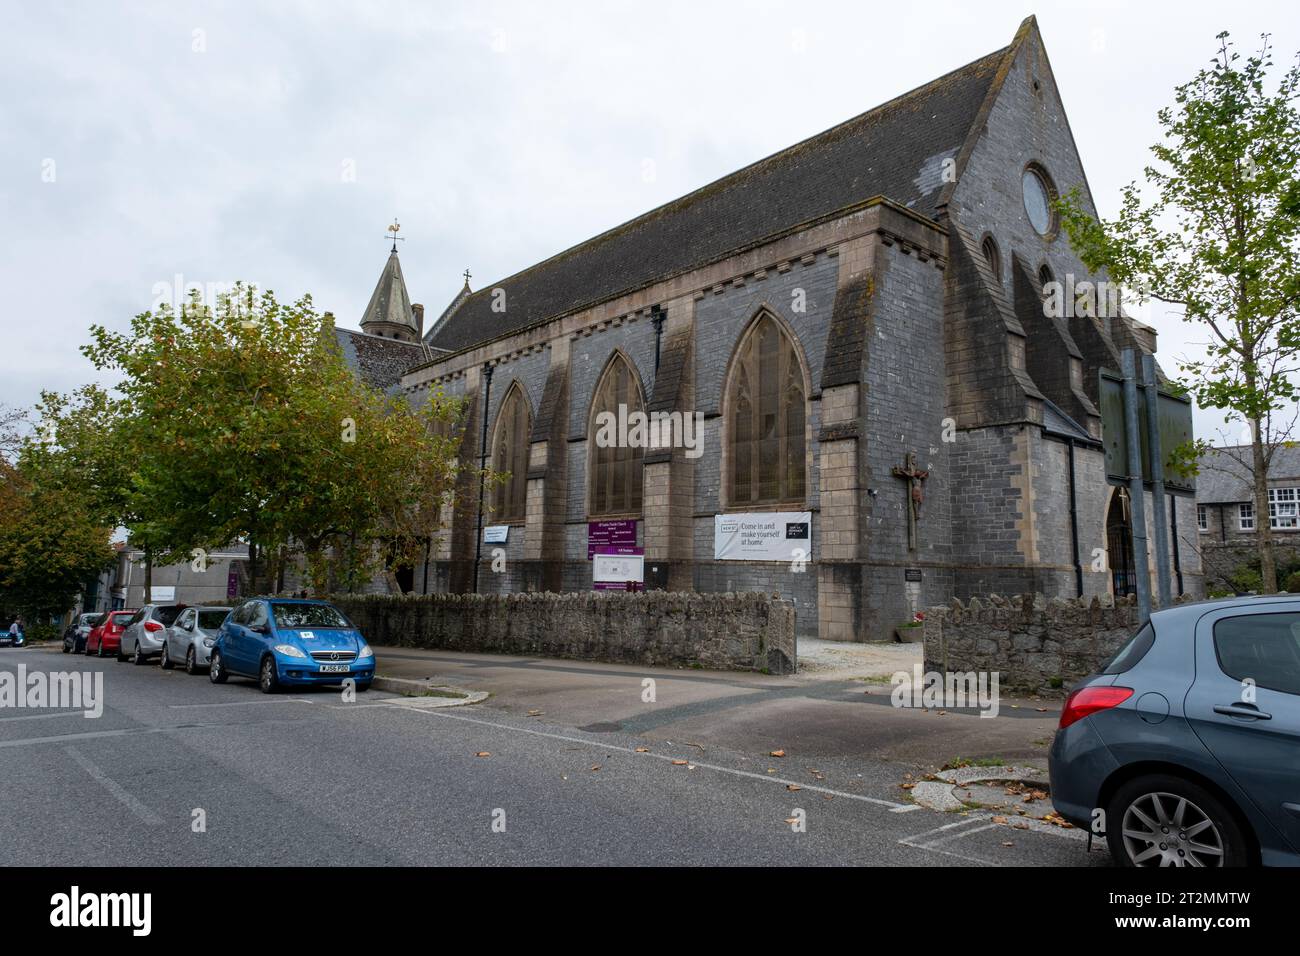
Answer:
xmin=1050 ymin=595 xmax=1300 ymax=867
xmin=209 ymin=598 xmax=375 ymax=694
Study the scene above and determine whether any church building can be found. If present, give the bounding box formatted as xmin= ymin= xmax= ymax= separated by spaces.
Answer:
xmin=337 ymin=17 xmax=1203 ymax=640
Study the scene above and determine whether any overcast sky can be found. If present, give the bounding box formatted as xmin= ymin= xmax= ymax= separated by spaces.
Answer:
xmin=2 ymin=0 xmax=1296 ymax=442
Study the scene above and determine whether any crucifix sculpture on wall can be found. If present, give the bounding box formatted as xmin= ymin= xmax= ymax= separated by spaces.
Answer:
xmin=892 ymin=452 xmax=929 ymax=551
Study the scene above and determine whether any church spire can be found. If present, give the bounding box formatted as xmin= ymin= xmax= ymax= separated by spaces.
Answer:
xmin=360 ymin=220 xmax=417 ymax=342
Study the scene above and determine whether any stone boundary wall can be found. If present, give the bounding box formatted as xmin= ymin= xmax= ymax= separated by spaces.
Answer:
xmin=922 ymin=593 xmax=1159 ymax=695
xmin=329 ymin=591 xmax=797 ymax=675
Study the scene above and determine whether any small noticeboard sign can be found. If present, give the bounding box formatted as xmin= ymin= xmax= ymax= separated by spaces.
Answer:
xmin=483 ymin=525 xmax=509 ymax=544
xmin=592 ymin=546 xmax=644 ymax=591
xmin=904 ymin=568 xmax=922 ymax=583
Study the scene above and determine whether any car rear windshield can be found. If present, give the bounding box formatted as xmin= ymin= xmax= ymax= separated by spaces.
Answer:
xmin=110 ymin=612 xmax=134 ymax=624
xmin=153 ymin=605 xmax=185 ymax=627
xmin=197 ymin=610 xmax=229 ymax=630
xmin=270 ymin=603 xmax=351 ymax=629
xmin=1102 ymin=623 xmax=1155 ymax=675
xmin=81 ymin=614 xmax=102 ymax=626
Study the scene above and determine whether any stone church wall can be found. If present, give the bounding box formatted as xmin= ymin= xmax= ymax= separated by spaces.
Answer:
xmin=331 ymin=590 xmax=796 ymax=674
xmin=923 ymin=592 xmax=1143 ymax=695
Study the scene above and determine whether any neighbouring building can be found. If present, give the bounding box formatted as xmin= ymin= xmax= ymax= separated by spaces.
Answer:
xmin=326 ymin=16 xmax=1202 ymax=640
xmin=1196 ymin=445 xmax=1300 ymax=593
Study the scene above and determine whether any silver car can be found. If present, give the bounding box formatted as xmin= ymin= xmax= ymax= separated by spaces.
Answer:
xmin=119 ymin=604 xmax=187 ymax=664
xmin=161 ymin=606 xmax=229 ymax=674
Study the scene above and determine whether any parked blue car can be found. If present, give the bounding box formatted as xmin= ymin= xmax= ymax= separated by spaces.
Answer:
xmin=1050 ymin=595 xmax=1300 ymax=867
xmin=209 ymin=598 xmax=374 ymax=694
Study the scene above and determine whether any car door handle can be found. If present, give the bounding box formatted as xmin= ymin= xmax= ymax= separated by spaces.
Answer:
xmin=1214 ymin=704 xmax=1272 ymax=720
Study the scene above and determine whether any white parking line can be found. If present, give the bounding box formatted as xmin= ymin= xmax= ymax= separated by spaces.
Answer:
xmin=391 ymin=705 xmax=916 ymax=811
xmin=0 ymin=710 xmax=86 ymax=723
xmin=63 ymin=745 xmax=162 ymax=825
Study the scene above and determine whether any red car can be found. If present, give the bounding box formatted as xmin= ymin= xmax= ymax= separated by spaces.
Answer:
xmin=85 ymin=610 xmax=137 ymax=657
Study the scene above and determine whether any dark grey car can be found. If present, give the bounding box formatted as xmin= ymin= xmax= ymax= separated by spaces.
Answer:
xmin=1050 ymin=595 xmax=1300 ymax=867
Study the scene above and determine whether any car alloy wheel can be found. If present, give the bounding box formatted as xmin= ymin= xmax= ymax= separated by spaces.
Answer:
xmin=160 ymin=643 xmax=173 ymax=670
xmin=1103 ymin=767 xmax=1257 ymax=867
xmin=209 ymin=650 xmax=227 ymax=684
xmin=185 ymin=646 xmax=197 ymax=675
xmin=133 ymin=643 xmax=145 ymax=665
xmin=259 ymin=657 xmax=278 ymax=694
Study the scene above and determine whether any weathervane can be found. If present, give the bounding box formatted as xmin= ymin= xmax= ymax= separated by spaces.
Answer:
xmin=385 ymin=218 xmax=405 ymax=253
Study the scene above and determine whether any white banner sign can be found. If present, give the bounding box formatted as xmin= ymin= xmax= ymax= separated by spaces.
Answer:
xmin=593 ymin=553 xmax=644 ymax=585
xmin=149 ymin=586 xmax=176 ymax=602
xmin=483 ymin=525 xmax=509 ymax=544
xmin=713 ymin=512 xmax=812 ymax=561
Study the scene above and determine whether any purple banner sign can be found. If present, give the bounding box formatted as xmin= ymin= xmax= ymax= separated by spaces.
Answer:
xmin=587 ymin=519 xmax=638 ymax=559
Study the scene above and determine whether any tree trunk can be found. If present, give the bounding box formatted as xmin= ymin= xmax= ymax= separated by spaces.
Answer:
xmin=1250 ymin=416 xmax=1277 ymax=592
xmin=248 ymin=541 xmax=259 ymax=596
xmin=144 ymin=548 xmax=153 ymax=603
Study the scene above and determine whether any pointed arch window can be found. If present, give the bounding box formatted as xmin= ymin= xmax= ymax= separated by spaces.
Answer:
xmin=726 ymin=313 xmax=808 ymax=507
xmin=589 ymin=353 xmax=645 ymax=516
xmin=491 ymin=385 xmax=531 ymax=523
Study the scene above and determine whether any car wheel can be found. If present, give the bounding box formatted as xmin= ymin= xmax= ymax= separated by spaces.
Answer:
xmin=208 ymin=650 xmax=228 ymax=684
xmin=62 ymin=641 xmax=71 ymax=654
xmin=259 ymin=656 xmax=279 ymax=695
xmin=133 ymin=643 xmax=146 ymax=665
xmin=160 ymin=643 xmax=174 ymax=670
xmin=116 ymin=645 xmax=127 ymax=662
xmin=1107 ymin=774 xmax=1249 ymax=867
xmin=185 ymin=646 xmax=198 ymax=675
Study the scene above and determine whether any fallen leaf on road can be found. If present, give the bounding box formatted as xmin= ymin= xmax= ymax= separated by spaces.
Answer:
xmin=901 ymin=783 xmax=915 ymax=790
xmin=634 ymin=747 xmax=649 ymax=753
xmin=786 ymin=784 xmax=802 ymax=792
xmin=766 ymin=768 xmax=777 ymax=774
xmin=671 ymin=759 xmax=689 ymax=766
xmin=937 ymin=710 xmax=947 ymax=716
xmin=590 ymin=765 xmax=601 ymax=772
xmin=1012 ymin=821 xmax=1030 ymax=830
xmin=475 ymin=751 xmax=491 ymax=758
xmin=770 ymin=749 xmax=786 ymax=758
xmin=1001 ymin=841 xmax=1014 ymax=847
xmin=1036 ymin=707 xmax=1048 ymax=712
xmin=783 ymin=817 xmax=800 ymax=825
xmin=527 ymin=710 xmax=543 ymax=717
xmin=992 ymin=815 xmax=1009 ymax=825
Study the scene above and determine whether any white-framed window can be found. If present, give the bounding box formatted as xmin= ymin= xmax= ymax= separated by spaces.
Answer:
xmin=1240 ymin=502 xmax=1255 ymax=531
xmin=1269 ymin=487 xmax=1300 ymax=529
xmin=1197 ymin=504 xmax=1208 ymax=532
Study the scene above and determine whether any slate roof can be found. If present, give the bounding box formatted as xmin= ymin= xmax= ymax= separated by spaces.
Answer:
xmin=361 ymin=250 xmax=417 ymax=333
xmin=426 ymin=44 xmax=1009 ymax=354
xmin=1196 ymin=445 xmax=1300 ymax=503
xmin=334 ymin=327 xmax=430 ymax=394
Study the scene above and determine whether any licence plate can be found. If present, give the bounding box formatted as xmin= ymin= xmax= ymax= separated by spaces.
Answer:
xmin=318 ymin=664 xmax=350 ymax=673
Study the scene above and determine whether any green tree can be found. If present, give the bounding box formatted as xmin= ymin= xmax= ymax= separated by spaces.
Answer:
xmin=1059 ymin=32 xmax=1300 ymax=592
xmin=81 ymin=285 xmax=465 ymax=595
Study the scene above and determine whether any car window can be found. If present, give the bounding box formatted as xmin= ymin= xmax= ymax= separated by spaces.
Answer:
xmin=230 ymin=603 xmax=249 ymax=625
xmin=154 ymin=605 xmax=184 ymax=627
xmin=1213 ymin=612 xmax=1300 ymax=697
xmin=270 ymin=603 xmax=351 ymax=629
xmin=178 ymin=609 xmax=195 ymax=628
xmin=197 ymin=609 xmax=229 ymax=630
xmin=249 ymin=603 xmax=269 ymax=628
xmin=112 ymin=612 xmax=134 ymax=625
xmin=1103 ymin=624 xmax=1155 ymax=675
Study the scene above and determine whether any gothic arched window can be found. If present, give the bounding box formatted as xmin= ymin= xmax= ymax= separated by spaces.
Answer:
xmin=726 ymin=313 xmax=808 ymax=507
xmin=589 ymin=353 xmax=645 ymax=517
xmin=490 ymin=384 xmax=531 ymax=522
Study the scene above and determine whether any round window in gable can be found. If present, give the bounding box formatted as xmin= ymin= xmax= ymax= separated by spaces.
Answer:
xmin=1021 ymin=164 xmax=1057 ymax=237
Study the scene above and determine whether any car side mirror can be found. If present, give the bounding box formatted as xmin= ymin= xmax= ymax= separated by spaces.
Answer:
xmin=251 ymin=624 xmax=270 ymax=635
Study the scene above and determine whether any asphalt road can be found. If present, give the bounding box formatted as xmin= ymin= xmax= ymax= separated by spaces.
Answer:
xmin=0 ymin=646 xmax=1108 ymax=866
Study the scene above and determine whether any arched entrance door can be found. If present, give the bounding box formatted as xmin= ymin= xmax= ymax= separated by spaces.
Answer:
xmin=1106 ymin=488 xmax=1136 ymax=598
